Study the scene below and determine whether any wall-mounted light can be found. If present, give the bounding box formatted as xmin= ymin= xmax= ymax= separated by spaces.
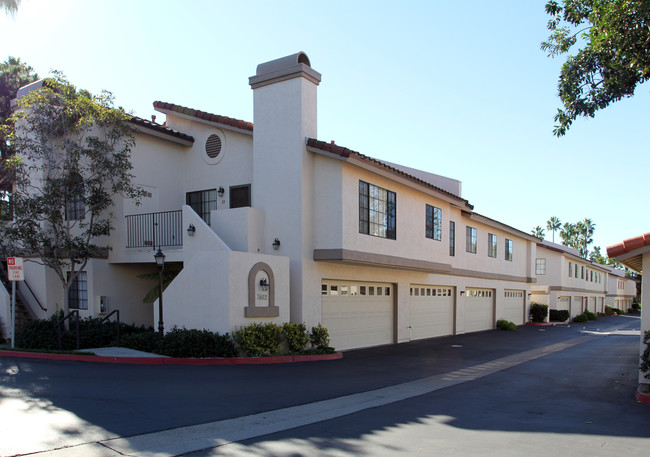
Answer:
xmin=187 ymin=224 xmax=196 ymax=237
xmin=272 ymin=238 xmax=281 ymax=251
xmin=527 ymin=293 xmax=532 ymax=298
xmin=460 ymin=290 xmax=465 ymax=296
xmin=259 ymin=278 xmax=269 ymax=291
xmin=217 ymin=186 xmax=225 ymax=197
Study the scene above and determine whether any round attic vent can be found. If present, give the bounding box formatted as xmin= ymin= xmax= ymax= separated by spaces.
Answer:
xmin=205 ymin=134 xmax=222 ymax=159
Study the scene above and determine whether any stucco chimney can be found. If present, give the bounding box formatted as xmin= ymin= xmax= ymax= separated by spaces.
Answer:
xmin=249 ymin=52 xmax=321 ymax=324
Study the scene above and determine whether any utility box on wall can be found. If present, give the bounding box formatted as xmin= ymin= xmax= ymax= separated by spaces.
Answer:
xmin=97 ymin=296 xmax=108 ymax=315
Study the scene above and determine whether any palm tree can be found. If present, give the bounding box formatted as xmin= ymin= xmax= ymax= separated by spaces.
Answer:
xmin=560 ymin=222 xmax=577 ymax=248
xmin=0 ymin=0 xmax=20 ymax=16
xmin=577 ymin=218 xmax=595 ymax=258
xmin=531 ymin=226 xmax=545 ymax=239
xmin=546 ymin=216 xmax=561 ymax=243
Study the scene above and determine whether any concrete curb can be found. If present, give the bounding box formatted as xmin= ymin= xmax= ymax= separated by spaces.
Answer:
xmin=0 ymin=350 xmax=343 ymax=365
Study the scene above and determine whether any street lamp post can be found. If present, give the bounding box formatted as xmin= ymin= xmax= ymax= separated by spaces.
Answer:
xmin=154 ymin=248 xmax=166 ymax=336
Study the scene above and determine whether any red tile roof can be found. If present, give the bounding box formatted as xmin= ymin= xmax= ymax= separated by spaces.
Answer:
xmin=607 ymin=233 xmax=650 ymax=257
xmin=606 ymin=232 xmax=650 ymax=273
xmin=153 ymin=101 xmax=254 ymax=132
xmin=306 ymin=138 xmax=473 ymax=209
xmin=129 ymin=115 xmax=194 ymax=143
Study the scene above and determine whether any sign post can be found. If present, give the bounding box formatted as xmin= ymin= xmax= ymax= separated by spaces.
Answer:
xmin=7 ymin=257 xmax=24 ymax=349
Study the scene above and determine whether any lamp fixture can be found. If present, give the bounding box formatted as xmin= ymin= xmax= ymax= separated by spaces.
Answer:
xmin=272 ymin=238 xmax=281 ymax=251
xmin=187 ymin=224 xmax=196 ymax=237
xmin=460 ymin=290 xmax=465 ymax=296
xmin=259 ymin=277 xmax=269 ymax=291
xmin=154 ymin=248 xmax=166 ymax=271
xmin=217 ymin=186 xmax=225 ymax=197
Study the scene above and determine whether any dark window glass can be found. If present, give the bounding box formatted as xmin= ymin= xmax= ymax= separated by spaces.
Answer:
xmin=67 ymin=271 xmax=88 ymax=310
xmin=230 ymin=184 xmax=251 ymax=209
xmin=425 ymin=205 xmax=442 ymax=240
xmin=186 ymin=189 xmax=217 ymax=225
xmin=449 ymin=221 xmax=455 ymax=256
xmin=359 ymin=180 xmax=396 ymax=240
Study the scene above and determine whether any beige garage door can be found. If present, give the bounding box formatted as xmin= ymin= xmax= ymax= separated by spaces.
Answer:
xmin=502 ymin=290 xmax=525 ymax=326
xmin=464 ymin=288 xmax=495 ymax=333
xmin=571 ymin=296 xmax=583 ymax=317
xmin=589 ymin=297 xmax=597 ymax=313
xmin=557 ymin=296 xmax=570 ymax=312
xmin=322 ymin=281 xmax=394 ymax=351
xmin=409 ymin=285 xmax=455 ymax=340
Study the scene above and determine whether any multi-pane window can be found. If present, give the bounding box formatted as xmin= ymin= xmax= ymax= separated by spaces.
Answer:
xmin=575 ymin=263 xmax=578 ymax=278
xmin=488 ymin=233 xmax=497 ymax=258
xmin=186 ymin=189 xmax=217 ymax=225
xmin=449 ymin=221 xmax=456 ymax=256
xmin=466 ymin=226 xmax=477 ymax=254
xmin=425 ymin=205 xmax=442 ymax=240
xmin=569 ymin=262 xmax=573 ymax=277
xmin=535 ymin=258 xmax=546 ymax=275
xmin=505 ymin=238 xmax=513 ymax=261
xmin=359 ymin=181 xmax=396 ymax=240
xmin=65 ymin=173 xmax=85 ymax=221
xmin=68 ymin=271 xmax=88 ymax=310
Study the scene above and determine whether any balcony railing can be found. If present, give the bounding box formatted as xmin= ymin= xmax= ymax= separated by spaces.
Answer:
xmin=126 ymin=210 xmax=182 ymax=249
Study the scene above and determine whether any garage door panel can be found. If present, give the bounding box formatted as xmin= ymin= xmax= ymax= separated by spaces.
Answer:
xmin=410 ymin=286 xmax=454 ymax=340
xmin=502 ymin=290 xmax=525 ymax=326
xmin=465 ymin=288 xmax=494 ymax=333
xmin=322 ymin=281 xmax=393 ymax=351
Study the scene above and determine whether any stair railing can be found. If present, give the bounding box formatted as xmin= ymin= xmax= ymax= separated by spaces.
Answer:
xmin=55 ymin=310 xmax=80 ymax=350
xmin=98 ymin=310 xmax=120 ymax=347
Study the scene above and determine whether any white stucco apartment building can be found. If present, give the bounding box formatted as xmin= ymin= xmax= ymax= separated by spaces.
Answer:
xmin=0 ymin=53 xmax=637 ymax=351
xmin=531 ymin=241 xmax=635 ymax=317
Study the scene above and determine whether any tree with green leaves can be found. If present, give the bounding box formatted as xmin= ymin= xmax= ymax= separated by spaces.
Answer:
xmin=0 ymin=73 xmax=142 ymax=314
xmin=546 ymin=216 xmax=561 ymax=243
xmin=1 ymin=57 xmax=39 ymax=193
xmin=542 ymin=0 xmax=650 ymax=136
xmin=531 ymin=225 xmax=546 ymax=238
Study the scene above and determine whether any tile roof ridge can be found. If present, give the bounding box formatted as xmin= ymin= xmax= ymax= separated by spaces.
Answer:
xmin=153 ymin=101 xmax=254 ymax=132
xmin=129 ymin=115 xmax=194 ymax=142
xmin=306 ymin=137 xmax=473 ymax=209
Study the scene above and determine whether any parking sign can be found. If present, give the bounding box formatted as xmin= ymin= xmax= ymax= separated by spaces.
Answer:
xmin=7 ymin=257 xmax=24 ymax=281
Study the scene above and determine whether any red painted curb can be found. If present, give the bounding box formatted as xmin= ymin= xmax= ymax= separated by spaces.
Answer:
xmin=636 ymin=388 xmax=650 ymax=405
xmin=0 ymin=350 xmax=343 ymax=365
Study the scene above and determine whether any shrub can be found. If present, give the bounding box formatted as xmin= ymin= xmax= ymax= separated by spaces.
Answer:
xmin=573 ymin=313 xmax=588 ymax=323
xmin=530 ymin=303 xmax=548 ymax=323
xmin=549 ymin=309 xmax=570 ymax=322
xmin=120 ymin=330 xmax=161 ymax=353
xmin=641 ymin=331 xmax=650 ymax=381
xmin=632 ymin=302 xmax=641 ymax=311
xmin=585 ymin=310 xmax=597 ymax=320
xmin=283 ymin=323 xmax=310 ymax=353
xmin=310 ymin=323 xmax=330 ymax=349
xmin=232 ymin=322 xmax=284 ymax=357
xmin=614 ymin=308 xmax=625 ymax=315
xmin=15 ymin=312 xmax=61 ymax=350
xmin=496 ymin=319 xmax=517 ymax=331
xmin=159 ymin=327 xmax=238 ymax=358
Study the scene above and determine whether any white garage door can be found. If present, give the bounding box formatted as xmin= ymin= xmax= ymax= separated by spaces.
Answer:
xmin=571 ymin=296 xmax=583 ymax=317
xmin=409 ymin=285 xmax=455 ymax=340
xmin=464 ymin=288 xmax=494 ymax=333
xmin=557 ymin=296 xmax=570 ymax=312
xmin=502 ymin=290 xmax=525 ymax=326
xmin=589 ymin=297 xmax=597 ymax=313
xmin=322 ymin=281 xmax=394 ymax=351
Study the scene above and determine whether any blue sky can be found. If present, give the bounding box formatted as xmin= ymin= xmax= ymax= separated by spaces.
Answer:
xmin=1 ymin=0 xmax=647 ymax=252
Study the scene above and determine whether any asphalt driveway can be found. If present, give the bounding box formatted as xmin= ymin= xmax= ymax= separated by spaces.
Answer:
xmin=0 ymin=315 xmax=647 ymax=456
